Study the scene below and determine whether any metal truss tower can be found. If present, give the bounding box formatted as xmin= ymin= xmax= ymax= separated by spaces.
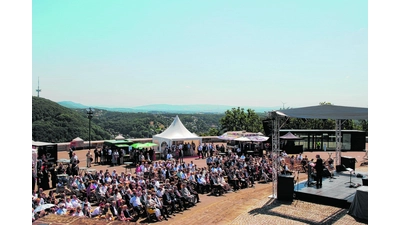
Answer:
xmin=269 ymin=111 xmax=282 ymax=199
xmin=335 ymin=119 xmax=342 ymax=166
xmin=36 ymin=77 xmax=41 ymax=97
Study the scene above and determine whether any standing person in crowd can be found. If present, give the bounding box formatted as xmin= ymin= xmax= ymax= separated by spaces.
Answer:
xmin=41 ymin=167 xmax=51 ymax=190
xmin=50 ymin=165 xmax=58 ymax=189
xmin=149 ymin=148 xmax=154 ymax=162
xmin=94 ymin=147 xmax=99 ymax=164
xmin=112 ymin=149 xmax=119 ymax=167
xmin=203 ymin=143 xmax=208 ymax=158
xmin=86 ymin=150 xmax=93 ymax=168
xmin=119 ymin=148 xmax=125 ymax=165
xmin=315 ymin=154 xmax=324 ymax=188
xmin=102 ymin=147 xmax=107 ymax=165
xmin=197 ymin=144 xmax=202 ymax=159
xmin=290 ymin=155 xmax=295 ymax=170
xmin=179 ymin=147 xmax=184 ymax=164
xmin=68 ymin=147 xmax=74 ymax=159
xmin=192 ymin=142 xmax=196 ymax=156
xmin=107 ymin=147 xmax=113 ymax=165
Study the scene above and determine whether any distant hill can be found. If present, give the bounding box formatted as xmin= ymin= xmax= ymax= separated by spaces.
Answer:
xmin=33 ymin=97 xmax=113 ymax=143
xmin=34 ymin=97 xmax=229 ymax=142
xmin=58 ymin=101 xmax=88 ymax=109
xmin=57 ymin=101 xmax=278 ymax=113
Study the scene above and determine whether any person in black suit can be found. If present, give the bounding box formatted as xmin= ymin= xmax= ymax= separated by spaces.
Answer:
xmin=162 ymin=188 xmax=177 ymax=213
xmin=169 ymin=188 xmax=184 ymax=211
xmin=82 ymin=203 xmax=91 ymax=218
xmin=120 ymin=204 xmax=136 ymax=222
xmin=315 ymin=155 xmax=324 ymax=188
xmin=187 ymin=181 xmax=200 ymax=203
xmin=110 ymin=201 xmax=119 ymax=217
xmin=227 ymin=170 xmax=239 ymax=191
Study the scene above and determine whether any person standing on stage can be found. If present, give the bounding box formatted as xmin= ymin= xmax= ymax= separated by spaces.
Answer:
xmin=315 ymin=154 xmax=324 ymax=188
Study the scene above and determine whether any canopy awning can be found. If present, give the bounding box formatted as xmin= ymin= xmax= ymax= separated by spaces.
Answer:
xmin=115 ymin=144 xmax=130 ymax=147
xmin=280 ymin=132 xmax=302 ymax=140
xmin=218 ymin=131 xmax=269 ymax=142
xmin=275 ymin=105 xmax=368 ymax=120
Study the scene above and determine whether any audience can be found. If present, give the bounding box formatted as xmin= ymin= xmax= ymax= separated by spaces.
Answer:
xmin=32 ymin=145 xmax=304 ymax=223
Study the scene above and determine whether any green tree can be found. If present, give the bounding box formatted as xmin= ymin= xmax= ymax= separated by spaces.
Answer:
xmin=207 ymin=127 xmax=220 ymax=136
xmin=220 ymin=107 xmax=263 ymax=133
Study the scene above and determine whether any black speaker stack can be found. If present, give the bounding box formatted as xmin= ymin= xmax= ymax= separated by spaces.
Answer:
xmin=277 ymin=175 xmax=294 ymax=202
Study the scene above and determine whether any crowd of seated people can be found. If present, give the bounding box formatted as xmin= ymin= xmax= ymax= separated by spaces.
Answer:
xmin=33 ymin=148 xmax=309 ymax=223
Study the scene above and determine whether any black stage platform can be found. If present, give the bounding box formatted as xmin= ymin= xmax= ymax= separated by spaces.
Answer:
xmin=293 ymin=170 xmax=368 ymax=208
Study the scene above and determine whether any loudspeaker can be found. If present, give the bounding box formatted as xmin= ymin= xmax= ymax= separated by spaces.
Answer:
xmin=262 ymin=119 xmax=273 ymax=136
xmin=278 ymin=175 xmax=294 ymax=202
xmin=341 ymin=156 xmax=356 ymax=170
xmin=336 ymin=165 xmax=346 ymax=172
xmin=362 ymin=178 xmax=368 ymax=186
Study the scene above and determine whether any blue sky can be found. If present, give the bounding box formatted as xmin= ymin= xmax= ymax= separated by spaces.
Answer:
xmin=31 ymin=0 xmax=368 ymax=108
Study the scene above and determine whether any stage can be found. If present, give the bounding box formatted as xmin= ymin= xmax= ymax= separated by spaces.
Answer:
xmin=293 ymin=170 xmax=368 ymax=208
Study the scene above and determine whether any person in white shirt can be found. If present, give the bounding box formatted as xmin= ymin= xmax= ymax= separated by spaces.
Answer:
xmin=216 ymin=166 xmax=223 ymax=174
xmin=95 ymin=183 xmax=107 ymax=202
xmin=197 ymin=176 xmax=207 ymax=194
xmin=166 ymin=153 xmax=173 ymax=160
xmin=108 ymin=148 xmax=113 ymax=165
xmin=156 ymin=185 xmax=164 ymax=198
xmin=130 ymin=192 xmax=144 ymax=217
xmin=105 ymin=175 xmax=112 ymax=183
xmin=153 ymin=178 xmax=160 ymax=189
xmin=188 ymin=172 xmax=196 ymax=183
xmin=137 ymin=177 xmax=145 ymax=186
xmin=297 ymin=153 xmax=303 ymax=161
xmin=81 ymin=197 xmax=91 ymax=211
xmin=91 ymin=203 xmax=104 ymax=217
xmin=72 ymin=153 xmax=78 ymax=163
xmin=111 ymin=169 xmax=118 ymax=178
xmin=73 ymin=206 xmax=84 ymax=217
xmin=65 ymin=197 xmax=73 ymax=209
xmin=112 ymin=150 xmax=119 ymax=166
xmin=126 ymin=174 xmax=135 ymax=183
xmin=71 ymin=195 xmax=82 ymax=208
xmin=197 ymin=145 xmax=203 ymax=159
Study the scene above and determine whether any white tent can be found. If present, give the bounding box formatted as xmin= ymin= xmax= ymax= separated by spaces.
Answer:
xmin=152 ymin=115 xmax=202 ymax=154
xmin=115 ymin=134 xmax=125 ymax=140
xmin=70 ymin=137 xmax=84 ymax=148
